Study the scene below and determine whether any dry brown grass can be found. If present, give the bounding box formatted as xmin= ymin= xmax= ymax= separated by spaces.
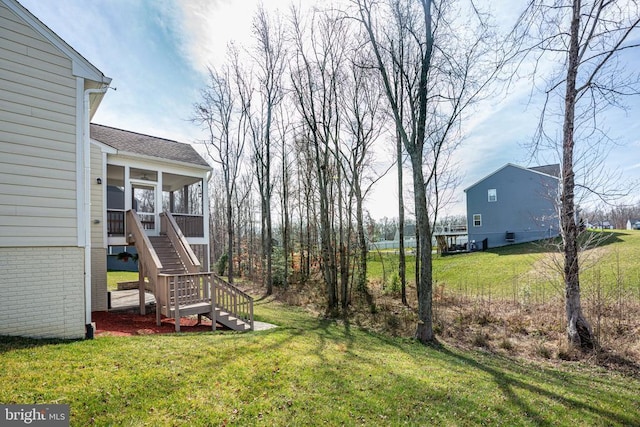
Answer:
xmin=242 ymin=276 xmax=640 ymax=376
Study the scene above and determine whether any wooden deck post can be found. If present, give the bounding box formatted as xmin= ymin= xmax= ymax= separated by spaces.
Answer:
xmin=138 ymin=259 xmax=146 ymax=315
xmin=210 ymin=274 xmax=216 ymax=331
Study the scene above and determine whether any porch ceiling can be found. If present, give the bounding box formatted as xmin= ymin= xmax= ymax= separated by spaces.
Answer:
xmin=106 ymin=165 xmax=201 ymax=191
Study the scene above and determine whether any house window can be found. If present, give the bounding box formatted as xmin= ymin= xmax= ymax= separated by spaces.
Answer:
xmin=473 ymin=214 xmax=482 ymax=227
xmin=488 ymin=188 xmax=497 ymax=202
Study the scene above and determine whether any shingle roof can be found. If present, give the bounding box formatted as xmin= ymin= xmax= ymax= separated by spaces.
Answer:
xmin=528 ymin=164 xmax=560 ymax=178
xmin=90 ymin=123 xmax=210 ymax=169
xmin=464 ymin=163 xmax=560 ymax=192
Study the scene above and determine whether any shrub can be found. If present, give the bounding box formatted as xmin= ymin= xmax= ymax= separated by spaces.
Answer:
xmin=499 ymin=338 xmax=515 ymax=351
xmin=271 ymin=246 xmax=287 ymax=287
xmin=534 ymin=342 xmax=552 ymax=359
xmin=216 ymin=253 xmax=228 ymax=276
xmin=388 ymin=273 xmax=400 ymax=293
xmin=472 ymin=331 xmax=490 ymax=348
xmin=385 ymin=313 xmax=400 ymax=331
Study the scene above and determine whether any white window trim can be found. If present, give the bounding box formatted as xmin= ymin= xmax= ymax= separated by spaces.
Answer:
xmin=473 ymin=214 xmax=482 ymax=227
xmin=488 ymin=188 xmax=497 ymax=202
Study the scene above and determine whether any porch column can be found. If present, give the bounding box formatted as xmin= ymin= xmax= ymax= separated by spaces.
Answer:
xmin=157 ymin=171 xmax=163 ymax=227
xmin=203 ymin=175 xmax=210 ymax=271
xmin=124 ymin=166 xmax=131 ymax=211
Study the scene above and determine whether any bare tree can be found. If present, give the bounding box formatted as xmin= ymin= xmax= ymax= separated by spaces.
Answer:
xmin=276 ymin=103 xmax=294 ymax=289
xmin=518 ymin=0 xmax=640 ymax=348
xmin=234 ymin=173 xmax=254 ymax=277
xmin=193 ymin=64 xmax=246 ymax=284
xmin=289 ymin=6 xmax=349 ymax=311
xmin=294 ymin=130 xmax=318 ymax=282
xmin=207 ymin=170 xmax=227 ymax=265
xmin=355 ymin=0 xmax=506 ymax=343
xmin=250 ymin=6 xmax=288 ymax=295
xmin=341 ymin=55 xmax=385 ymax=294
xmin=388 ymin=0 xmax=411 ymax=306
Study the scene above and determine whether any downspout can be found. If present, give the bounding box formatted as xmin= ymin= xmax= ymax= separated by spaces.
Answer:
xmin=83 ymin=85 xmax=109 ymax=339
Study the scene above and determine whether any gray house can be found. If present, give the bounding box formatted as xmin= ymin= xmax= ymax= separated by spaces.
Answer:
xmin=465 ymin=164 xmax=560 ymax=249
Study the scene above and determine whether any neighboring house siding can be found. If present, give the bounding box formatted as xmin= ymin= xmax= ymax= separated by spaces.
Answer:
xmin=0 ymin=3 xmax=78 ymax=247
xmin=0 ymin=246 xmax=85 ymax=338
xmin=466 ymin=165 xmax=559 ymax=249
xmin=91 ymin=144 xmax=107 ymax=310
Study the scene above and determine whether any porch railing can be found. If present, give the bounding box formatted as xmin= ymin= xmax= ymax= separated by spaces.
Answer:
xmin=157 ymin=273 xmax=211 ymax=311
xmin=107 ymin=209 xmax=125 ymax=236
xmin=156 ymin=273 xmax=254 ymax=331
xmin=108 ymin=209 xmax=153 ymax=234
xmin=161 ymin=212 xmax=201 ymax=273
xmin=125 ymin=210 xmax=163 ymax=315
xmin=172 ymin=214 xmax=204 ymax=237
xmin=211 ymin=275 xmax=254 ymax=330
xmin=107 ymin=210 xmax=203 ymax=238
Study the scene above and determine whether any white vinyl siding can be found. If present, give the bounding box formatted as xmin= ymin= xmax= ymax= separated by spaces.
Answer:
xmin=90 ymin=144 xmax=108 ymax=311
xmin=0 ymin=3 xmax=78 ymax=247
xmin=90 ymin=143 xmax=104 ymax=247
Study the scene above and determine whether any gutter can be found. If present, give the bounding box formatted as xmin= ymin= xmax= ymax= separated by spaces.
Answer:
xmin=83 ymin=86 xmax=109 ymax=339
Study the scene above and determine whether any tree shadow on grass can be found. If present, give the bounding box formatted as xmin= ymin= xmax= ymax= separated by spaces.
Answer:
xmin=0 ymin=335 xmax=76 ymax=354
xmin=433 ymin=343 xmax=637 ymax=426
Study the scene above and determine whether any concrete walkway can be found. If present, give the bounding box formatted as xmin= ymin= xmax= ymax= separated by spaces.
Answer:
xmin=109 ymin=289 xmax=155 ymax=311
xmin=108 ymin=290 xmax=277 ymax=331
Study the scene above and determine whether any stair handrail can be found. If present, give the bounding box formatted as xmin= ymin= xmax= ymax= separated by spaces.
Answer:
xmin=211 ymin=274 xmax=254 ymax=330
xmin=125 ymin=210 xmax=163 ymax=281
xmin=161 ymin=211 xmax=201 ymax=273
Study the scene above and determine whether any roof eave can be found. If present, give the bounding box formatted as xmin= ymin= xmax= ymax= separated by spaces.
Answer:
xmin=464 ymin=163 xmax=559 ymax=192
xmin=108 ymin=150 xmax=212 ymax=172
xmin=90 ymin=138 xmax=118 ymax=154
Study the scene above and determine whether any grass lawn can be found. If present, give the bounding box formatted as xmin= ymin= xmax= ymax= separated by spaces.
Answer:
xmin=369 ymin=230 xmax=640 ymax=302
xmin=106 ymin=270 xmax=139 ymax=291
xmin=1 ymin=297 xmax=639 ymax=425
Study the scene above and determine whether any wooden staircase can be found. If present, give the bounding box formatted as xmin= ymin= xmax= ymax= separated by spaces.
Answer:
xmin=149 ymin=235 xmax=188 ymax=274
xmin=209 ymin=308 xmax=252 ymax=332
xmin=125 ymin=210 xmax=253 ymax=332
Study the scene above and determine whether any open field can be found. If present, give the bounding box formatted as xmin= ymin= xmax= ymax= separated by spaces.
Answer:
xmin=1 ymin=297 xmax=640 ymax=426
xmin=369 ymin=230 xmax=640 ymax=302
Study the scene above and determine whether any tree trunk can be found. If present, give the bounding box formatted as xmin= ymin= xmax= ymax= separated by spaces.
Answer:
xmin=561 ymin=0 xmax=593 ymax=349
xmin=317 ymin=159 xmax=338 ymax=311
xmin=397 ymin=130 xmax=407 ymax=305
xmin=411 ymin=154 xmax=433 ymax=343
xmin=338 ymin=166 xmax=349 ymax=310
xmin=266 ymin=193 xmax=273 ymax=295
xmin=226 ymin=196 xmax=234 ymax=284
xmin=355 ymin=181 xmax=368 ymax=293
xmin=281 ymin=155 xmax=290 ymax=290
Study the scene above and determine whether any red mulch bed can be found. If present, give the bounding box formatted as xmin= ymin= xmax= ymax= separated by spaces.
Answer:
xmin=92 ymin=311 xmax=222 ymax=336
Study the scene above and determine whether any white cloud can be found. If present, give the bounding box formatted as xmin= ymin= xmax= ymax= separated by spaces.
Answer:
xmin=173 ymin=0 xmax=326 ymax=74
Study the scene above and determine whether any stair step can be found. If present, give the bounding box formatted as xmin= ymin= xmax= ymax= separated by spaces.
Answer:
xmin=146 ymin=235 xmax=189 ymax=275
xmin=202 ymin=309 xmax=251 ymax=331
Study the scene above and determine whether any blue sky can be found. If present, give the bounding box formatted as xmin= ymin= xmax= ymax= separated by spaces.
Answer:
xmin=18 ymin=0 xmax=640 ymax=219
